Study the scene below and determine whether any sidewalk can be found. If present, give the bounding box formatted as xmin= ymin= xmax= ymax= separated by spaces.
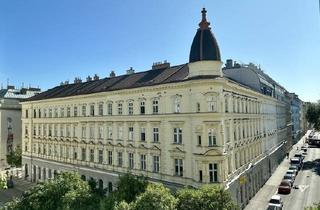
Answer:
xmin=244 ymin=135 xmax=307 ymax=210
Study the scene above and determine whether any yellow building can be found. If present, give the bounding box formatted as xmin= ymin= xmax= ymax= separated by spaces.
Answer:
xmin=21 ymin=9 xmax=291 ymax=208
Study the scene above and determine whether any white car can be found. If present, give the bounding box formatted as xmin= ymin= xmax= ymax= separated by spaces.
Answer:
xmin=285 ymin=169 xmax=296 ymax=180
xmin=268 ymin=195 xmax=283 ymax=208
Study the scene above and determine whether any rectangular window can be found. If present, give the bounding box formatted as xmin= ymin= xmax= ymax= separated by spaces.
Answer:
xmin=199 ymin=170 xmax=203 ymax=182
xmin=108 ymin=126 xmax=113 ymax=139
xmin=209 ymin=163 xmax=218 ymax=182
xmin=81 ymin=148 xmax=86 ymax=161
xmin=25 ymin=109 xmax=29 ymax=118
xmin=66 ymin=147 xmax=69 ymax=159
xmin=196 ymin=103 xmax=200 ymax=112
xmin=140 ymin=154 xmax=146 ymax=170
xmin=173 ymin=128 xmax=182 ymax=144
xmin=118 ymin=152 xmax=123 ymax=167
xmin=90 ymin=126 xmax=94 ymax=139
xmin=82 ymin=126 xmax=86 ymax=138
xmin=197 ymin=135 xmax=202 ymax=145
xmin=60 ymin=107 xmax=64 ymax=117
xmin=108 ymin=151 xmax=113 ymax=165
xmin=128 ymin=102 xmax=133 ymax=115
xmin=128 ymin=127 xmax=134 ymax=141
xmin=25 ymin=125 xmax=29 ymax=135
xmin=90 ymin=104 xmax=95 ymax=116
xmin=98 ymin=126 xmax=103 ymax=139
xmin=140 ymin=101 xmax=145 ymax=114
xmin=175 ymin=159 xmax=183 ymax=176
xmin=207 ymin=97 xmax=215 ymax=112
xmin=67 ymin=107 xmax=71 ymax=117
xmin=49 ymin=108 xmax=52 ymax=118
xmin=48 ymin=125 xmax=52 ymax=137
xmin=208 ymin=129 xmax=216 ymax=146
xmin=153 ymin=156 xmax=160 ymax=173
xmin=107 ymin=103 xmax=113 ymax=115
xmin=118 ymin=103 xmax=123 ymax=115
xmin=54 ymin=108 xmax=58 ymax=117
xmin=60 ymin=125 xmax=64 ymax=137
xmin=82 ymin=105 xmax=86 ymax=116
xmin=174 ymin=97 xmax=181 ymax=113
xmin=73 ymin=147 xmax=78 ymax=160
xmin=140 ymin=127 xmax=146 ymax=141
xmin=74 ymin=106 xmax=78 ymax=117
xmin=98 ymin=149 xmax=103 ymax=164
xmin=153 ymin=127 xmax=159 ymax=142
xmin=152 ymin=100 xmax=159 ymax=114
xmin=98 ymin=103 xmax=103 ymax=116
xmin=129 ymin=153 xmax=134 ymax=169
xmin=66 ymin=125 xmax=70 ymax=137
xmin=90 ymin=149 xmax=94 ymax=162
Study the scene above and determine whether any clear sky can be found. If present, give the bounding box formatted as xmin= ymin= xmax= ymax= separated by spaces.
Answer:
xmin=0 ymin=0 xmax=319 ymax=102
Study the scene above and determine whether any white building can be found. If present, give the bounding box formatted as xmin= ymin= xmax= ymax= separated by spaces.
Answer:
xmin=21 ymin=9 xmax=291 ymax=208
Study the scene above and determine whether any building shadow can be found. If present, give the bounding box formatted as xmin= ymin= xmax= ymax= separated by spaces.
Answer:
xmin=301 ymin=158 xmax=320 ymax=176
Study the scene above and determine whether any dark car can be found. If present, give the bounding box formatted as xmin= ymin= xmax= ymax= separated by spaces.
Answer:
xmin=278 ymin=180 xmax=291 ymax=194
xmin=283 ymin=174 xmax=294 ymax=187
xmin=291 ymin=158 xmax=302 ymax=170
xmin=294 ymin=153 xmax=304 ymax=161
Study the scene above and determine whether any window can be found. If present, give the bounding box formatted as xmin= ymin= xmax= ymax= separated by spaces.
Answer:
xmin=175 ymin=159 xmax=183 ymax=176
xmin=43 ymin=109 xmax=47 ymax=118
xmin=33 ymin=109 xmax=36 ymax=118
xmin=153 ymin=156 xmax=160 ymax=173
xmin=225 ymin=98 xmax=229 ymax=113
xmin=140 ymin=127 xmax=146 ymax=141
xmin=208 ymin=129 xmax=216 ymax=146
xmin=174 ymin=97 xmax=181 ymax=113
xmin=67 ymin=107 xmax=71 ymax=117
xmin=90 ymin=149 xmax=94 ymax=162
xmin=82 ymin=105 xmax=86 ymax=116
xmin=140 ymin=101 xmax=145 ymax=114
xmin=33 ymin=125 xmax=36 ymax=136
xmin=73 ymin=147 xmax=78 ymax=160
xmin=66 ymin=146 xmax=69 ymax=159
xmin=81 ymin=148 xmax=86 ymax=161
xmin=196 ymin=102 xmax=200 ymax=112
xmin=49 ymin=108 xmax=52 ymax=118
xmin=38 ymin=109 xmax=41 ymax=118
xmin=128 ymin=127 xmax=134 ymax=141
xmin=90 ymin=104 xmax=95 ymax=116
xmin=107 ymin=103 xmax=113 ymax=115
xmin=152 ymin=99 xmax=159 ymax=114
xmin=173 ymin=128 xmax=182 ymax=144
xmin=25 ymin=109 xmax=29 ymax=118
xmin=128 ymin=102 xmax=133 ymax=115
xmin=60 ymin=125 xmax=64 ymax=137
xmin=98 ymin=126 xmax=103 ymax=139
xmin=118 ymin=126 xmax=123 ymax=139
xmin=48 ymin=125 xmax=52 ymax=137
xmin=25 ymin=125 xmax=29 ymax=135
xmin=43 ymin=125 xmax=47 ymax=136
xmin=98 ymin=149 xmax=103 ymax=164
xmin=140 ymin=154 xmax=146 ymax=170
xmin=90 ymin=126 xmax=94 ymax=139
xmin=209 ymin=163 xmax=218 ymax=182
xmin=98 ymin=103 xmax=103 ymax=116
xmin=153 ymin=127 xmax=159 ymax=142
xmin=207 ymin=96 xmax=215 ymax=112
xmin=118 ymin=103 xmax=123 ymax=115
xmin=129 ymin=153 xmax=134 ymax=169
xmin=66 ymin=125 xmax=70 ymax=137
xmin=199 ymin=170 xmax=203 ymax=182
xmin=108 ymin=126 xmax=113 ymax=139
xmin=81 ymin=126 xmax=86 ymax=138
xmin=118 ymin=152 xmax=123 ymax=167
xmin=108 ymin=151 xmax=113 ymax=165
xmin=60 ymin=107 xmax=64 ymax=117
xmin=197 ymin=135 xmax=202 ymax=145
xmin=74 ymin=106 xmax=78 ymax=117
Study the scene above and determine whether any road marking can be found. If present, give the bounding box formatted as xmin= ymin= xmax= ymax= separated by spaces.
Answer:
xmin=299 ymin=185 xmax=309 ymax=192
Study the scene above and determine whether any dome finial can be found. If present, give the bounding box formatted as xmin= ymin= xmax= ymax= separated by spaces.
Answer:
xmin=199 ymin=8 xmax=210 ymax=29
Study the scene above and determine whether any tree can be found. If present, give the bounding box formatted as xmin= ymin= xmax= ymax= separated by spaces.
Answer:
xmin=4 ymin=172 xmax=96 ymax=210
xmin=131 ymin=183 xmax=177 ymax=210
xmin=306 ymin=103 xmax=320 ymax=130
xmin=0 ymin=174 xmax=7 ymax=189
xmin=176 ymin=185 xmax=238 ymax=210
xmin=6 ymin=146 xmax=22 ymax=167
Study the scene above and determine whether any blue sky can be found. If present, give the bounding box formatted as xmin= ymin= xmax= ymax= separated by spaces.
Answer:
xmin=0 ymin=0 xmax=319 ymax=102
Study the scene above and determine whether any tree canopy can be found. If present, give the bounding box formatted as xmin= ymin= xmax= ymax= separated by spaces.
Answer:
xmin=306 ymin=103 xmax=320 ymax=130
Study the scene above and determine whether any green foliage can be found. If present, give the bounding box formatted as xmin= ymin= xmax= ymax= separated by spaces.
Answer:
xmin=176 ymin=185 xmax=238 ymax=210
xmin=306 ymin=103 xmax=320 ymax=130
xmin=114 ymin=201 xmax=131 ymax=210
xmin=131 ymin=183 xmax=178 ymax=210
xmin=4 ymin=172 xmax=96 ymax=210
xmin=6 ymin=146 xmax=22 ymax=167
xmin=305 ymin=202 xmax=320 ymax=210
xmin=0 ymin=174 xmax=7 ymax=189
xmin=102 ymin=173 xmax=148 ymax=210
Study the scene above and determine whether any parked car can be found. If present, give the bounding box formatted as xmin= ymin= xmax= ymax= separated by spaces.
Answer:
xmin=283 ymin=174 xmax=294 ymax=187
xmin=301 ymin=145 xmax=308 ymax=152
xmin=267 ymin=206 xmax=282 ymax=210
xmin=278 ymin=180 xmax=291 ymax=194
xmin=288 ymin=165 xmax=298 ymax=175
xmin=268 ymin=195 xmax=283 ymax=209
xmin=294 ymin=153 xmax=304 ymax=161
xmin=291 ymin=158 xmax=302 ymax=170
xmin=285 ymin=170 xmax=296 ymax=180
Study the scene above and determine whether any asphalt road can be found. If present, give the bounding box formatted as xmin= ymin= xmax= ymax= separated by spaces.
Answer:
xmin=245 ymin=134 xmax=320 ymax=210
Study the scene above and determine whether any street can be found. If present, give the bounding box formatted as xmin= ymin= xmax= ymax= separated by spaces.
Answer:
xmin=245 ymin=134 xmax=320 ymax=210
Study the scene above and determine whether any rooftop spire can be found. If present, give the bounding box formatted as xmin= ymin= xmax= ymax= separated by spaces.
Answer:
xmin=199 ymin=8 xmax=210 ymax=29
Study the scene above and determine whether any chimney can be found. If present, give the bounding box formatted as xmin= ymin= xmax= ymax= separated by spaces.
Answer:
xmin=74 ymin=77 xmax=82 ymax=83
xmin=225 ymin=59 xmax=233 ymax=69
xmin=64 ymin=81 xmax=69 ymax=85
xmin=152 ymin=60 xmax=170 ymax=70
xmin=86 ymin=76 xmax=92 ymax=82
xmin=109 ymin=71 xmax=116 ymax=78
xmin=93 ymin=74 xmax=99 ymax=80
xmin=126 ymin=67 xmax=135 ymax=75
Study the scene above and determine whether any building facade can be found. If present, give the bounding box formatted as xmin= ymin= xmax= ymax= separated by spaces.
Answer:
xmin=288 ymin=93 xmax=302 ymax=144
xmin=21 ymin=9 xmax=291 ymax=208
xmin=0 ymin=86 xmax=41 ymax=168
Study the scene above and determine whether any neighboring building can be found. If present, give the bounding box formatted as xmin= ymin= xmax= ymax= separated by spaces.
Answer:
xmin=21 ymin=9 xmax=291 ymax=208
xmin=288 ymin=93 xmax=302 ymax=143
xmin=0 ymin=85 xmax=41 ymax=168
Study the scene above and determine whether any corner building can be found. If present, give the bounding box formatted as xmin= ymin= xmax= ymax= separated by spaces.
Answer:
xmin=21 ymin=9 xmax=291 ymax=208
